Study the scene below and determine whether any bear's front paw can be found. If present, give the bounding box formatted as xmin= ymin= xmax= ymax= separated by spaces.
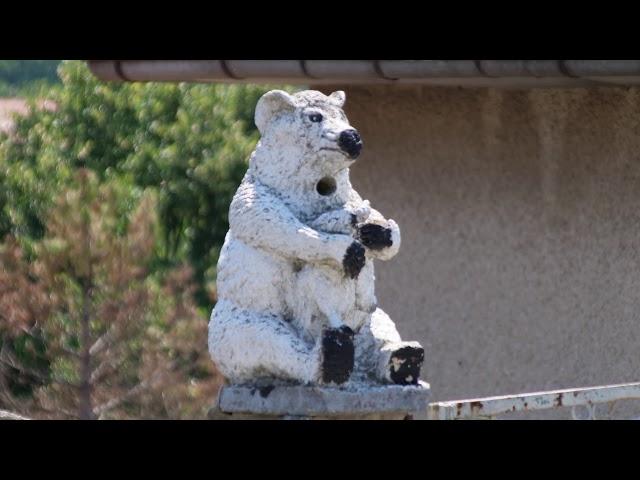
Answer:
xmin=353 ymin=201 xmax=372 ymax=224
xmin=358 ymin=223 xmax=393 ymax=251
xmin=321 ymin=326 xmax=355 ymax=385
xmin=343 ymin=241 xmax=366 ymax=279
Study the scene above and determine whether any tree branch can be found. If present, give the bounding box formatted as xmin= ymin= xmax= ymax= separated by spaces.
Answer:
xmin=34 ymin=404 xmax=79 ymax=420
xmin=92 ymin=379 xmax=152 ymax=417
xmin=89 ymin=356 xmax=124 ymax=386
xmin=88 ymin=327 xmax=117 ymax=357
xmin=92 ymin=363 xmax=175 ymax=417
xmin=0 ymin=352 xmax=80 ymax=390
xmin=58 ymin=346 xmax=82 ymax=359
xmin=0 ymin=354 xmax=49 ymax=383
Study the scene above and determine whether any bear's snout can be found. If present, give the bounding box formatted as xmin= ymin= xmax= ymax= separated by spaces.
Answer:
xmin=338 ymin=129 xmax=363 ymax=159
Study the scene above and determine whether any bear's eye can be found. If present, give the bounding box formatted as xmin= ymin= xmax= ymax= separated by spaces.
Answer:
xmin=308 ymin=113 xmax=323 ymax=123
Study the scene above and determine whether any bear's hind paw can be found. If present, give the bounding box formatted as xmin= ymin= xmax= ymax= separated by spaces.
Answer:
xmin=388 ymin=344 xmax=424 ymax=386
xmin=321 ymin=326 xmax=355 ymax=385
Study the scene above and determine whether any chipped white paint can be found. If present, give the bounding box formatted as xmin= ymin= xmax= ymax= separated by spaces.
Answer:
xmin=208 ymin=89 xmax=422 ymax=386
xmin=427 ymin=381 xmax=640 ymax=420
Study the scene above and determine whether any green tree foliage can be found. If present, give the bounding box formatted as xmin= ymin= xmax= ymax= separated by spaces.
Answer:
xmin=0 ymin=61 xmax=298 ymax=417
xmin=0 ymin=60 xmax=61 ymax=96
xmin=0 ymin=60 xmax=294 ymax=304
xmin=0 ymin=170 xmax=221 ymax=419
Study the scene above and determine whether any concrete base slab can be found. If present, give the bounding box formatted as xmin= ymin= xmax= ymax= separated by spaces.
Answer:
xmin=212 ymin=381 xmax=431 ymax=419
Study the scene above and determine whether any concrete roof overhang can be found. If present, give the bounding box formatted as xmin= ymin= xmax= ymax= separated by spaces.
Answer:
xmin=88 ymin=60 xmax=640 ymax=88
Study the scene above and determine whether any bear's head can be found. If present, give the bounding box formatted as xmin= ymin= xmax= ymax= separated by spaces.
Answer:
xmin=254 ymin=89 xmax=362 ymax=166
xmin=250 ymin=90 xmax=363 ymax=210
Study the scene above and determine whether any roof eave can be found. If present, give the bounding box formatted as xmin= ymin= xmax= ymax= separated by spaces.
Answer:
xmin=87 ymin=60 xmax=640 ymax=88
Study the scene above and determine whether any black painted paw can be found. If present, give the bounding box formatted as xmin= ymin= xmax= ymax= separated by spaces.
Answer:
xmin=358 ymin=223 xmax=393 ymax=251
xmin=343 ymin=241 xmax=366 ymax=279
xmin=389 ymin=345 xmax=424 ymax=385
xmin=321 ymin=326 xmax=355 ymax=385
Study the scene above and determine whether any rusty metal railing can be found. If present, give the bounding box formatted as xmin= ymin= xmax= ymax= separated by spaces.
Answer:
xmin=426 ymin=381 xmax=640 ymax=420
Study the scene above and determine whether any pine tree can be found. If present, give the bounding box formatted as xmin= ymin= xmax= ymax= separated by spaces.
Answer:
xmin=0 ymin=169 xmax=221 ymax=419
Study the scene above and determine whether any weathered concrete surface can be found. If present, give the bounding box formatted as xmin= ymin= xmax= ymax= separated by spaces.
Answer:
xmin=215 ymin=381 xmax=430 ymax=418
xmin=327 ymin=84 xmax=640 ymax=419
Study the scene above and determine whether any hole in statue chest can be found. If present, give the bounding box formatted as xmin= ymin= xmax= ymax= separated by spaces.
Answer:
xmin=316 ymin=176 xmax=337 ymax=196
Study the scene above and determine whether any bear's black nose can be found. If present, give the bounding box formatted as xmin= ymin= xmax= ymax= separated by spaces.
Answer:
xmin=338 ymin=129 xmax=363 ymax=159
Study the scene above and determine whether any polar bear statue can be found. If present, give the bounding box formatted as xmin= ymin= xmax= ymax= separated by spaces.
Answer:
xmin=208 ymin=89 xmax=424 ymax=387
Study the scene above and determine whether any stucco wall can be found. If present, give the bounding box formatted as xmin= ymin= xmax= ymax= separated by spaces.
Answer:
xmin=334 ymin=85 xmax=640 ymax=418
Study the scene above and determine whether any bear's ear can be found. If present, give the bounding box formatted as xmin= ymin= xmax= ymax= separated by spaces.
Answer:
xmin=255 ymin=90 xmax=296 ymax=134
xmin=329 ymin=90 xmax=346 ymax=107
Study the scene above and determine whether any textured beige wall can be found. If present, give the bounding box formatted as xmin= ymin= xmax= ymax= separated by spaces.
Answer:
xmin=333 ymin=85 xmax=640 ymax=418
